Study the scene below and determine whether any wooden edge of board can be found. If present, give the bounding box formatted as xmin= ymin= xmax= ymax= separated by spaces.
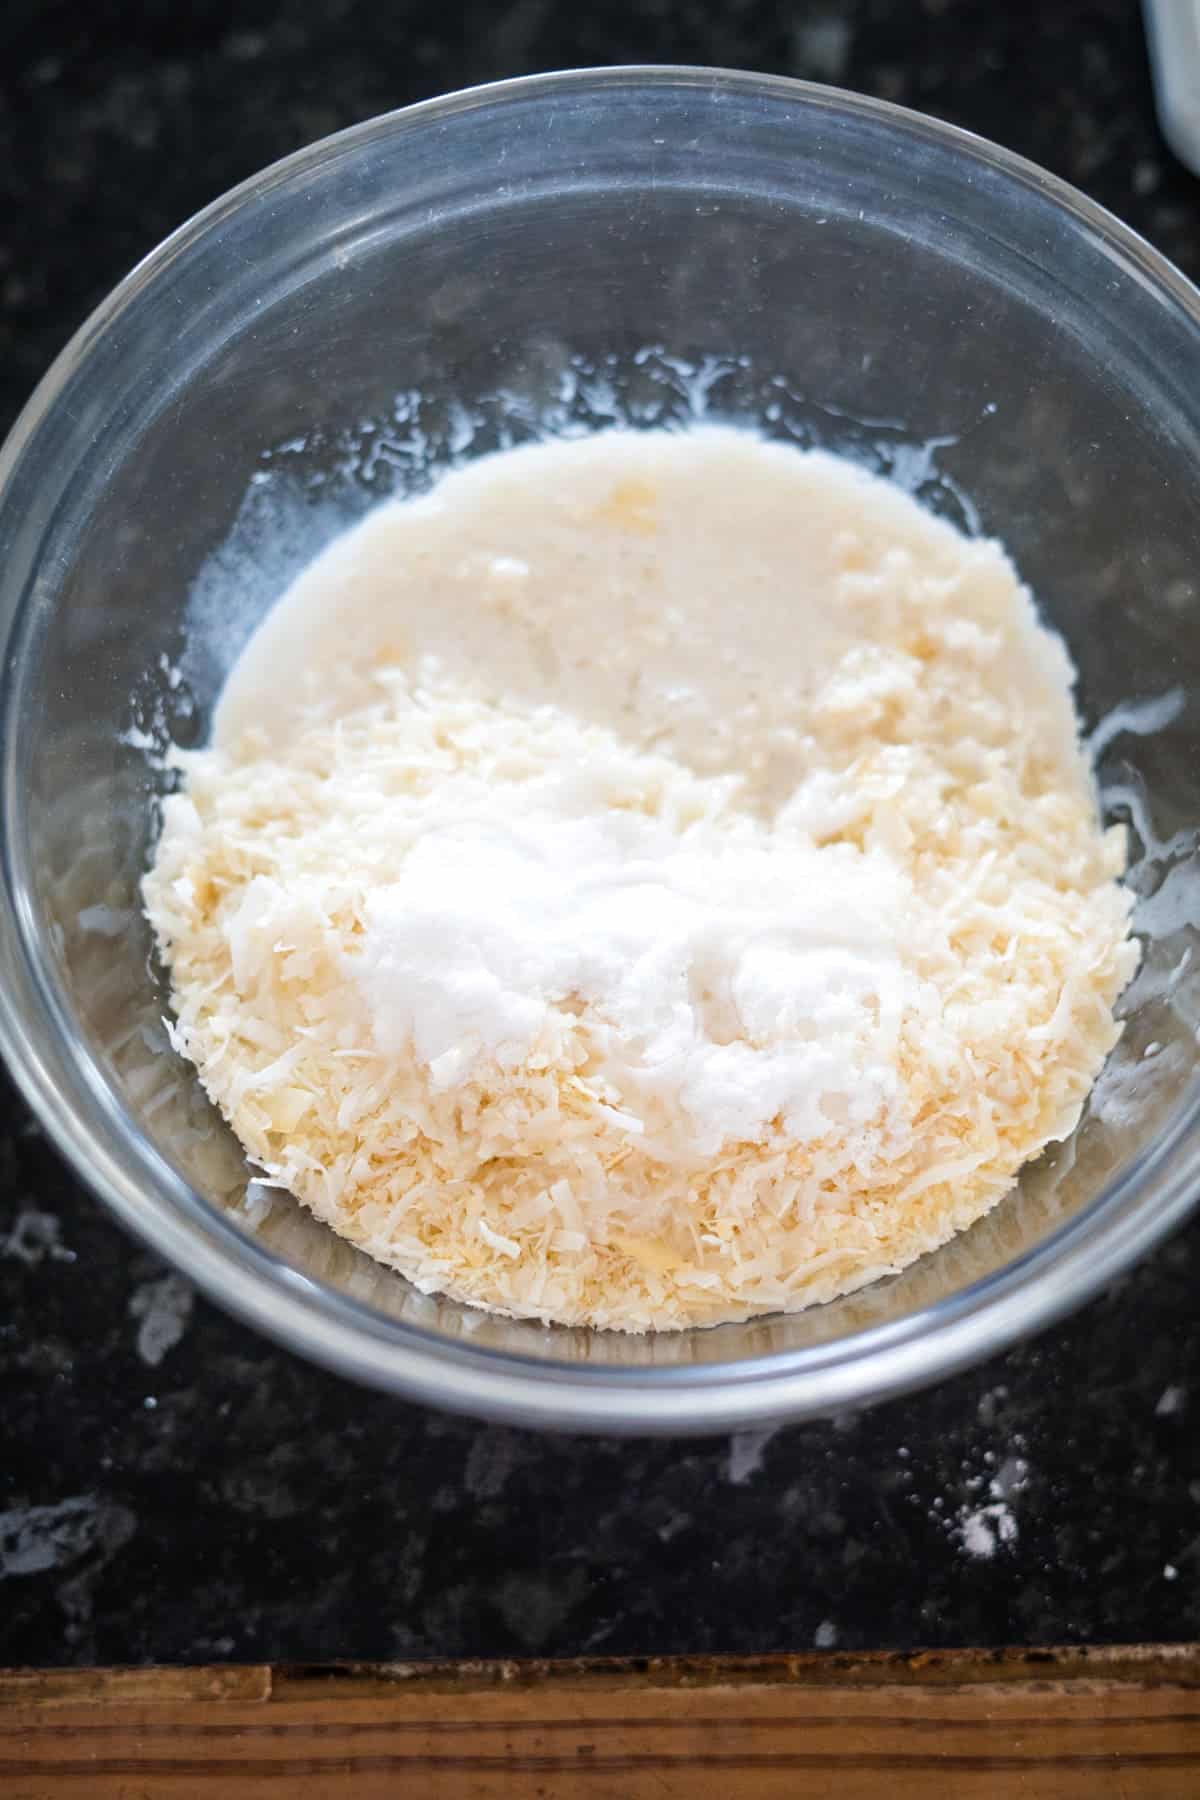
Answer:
xmin=5 ymin=1648 xmax=1200 ymax=1798
xmin=3 ymin=1643 xmax=1200 ymax=1708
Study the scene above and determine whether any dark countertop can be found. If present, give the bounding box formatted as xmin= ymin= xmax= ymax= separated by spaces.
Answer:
xmin=4 ymin=0 xmax=1200 ymax=1668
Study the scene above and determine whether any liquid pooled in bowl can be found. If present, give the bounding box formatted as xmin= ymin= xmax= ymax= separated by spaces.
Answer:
xmin=143 ymin=426 xmax=1137 ymax=1331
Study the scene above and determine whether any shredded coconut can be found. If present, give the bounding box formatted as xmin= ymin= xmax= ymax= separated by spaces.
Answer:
xmin=143 ymin=426 xmax=1138 ymax=1332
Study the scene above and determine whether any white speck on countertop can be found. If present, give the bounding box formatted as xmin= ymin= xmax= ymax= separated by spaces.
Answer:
xmin=792 ymin=16 xmax=852 ymax=82
xmin=0 ymin=1496 xmax=135 ymax=1581
xmin=1 ymin=1207 xmax=75 ymax=1266
xmin=976 ymin=1385 xmax=1009 ymax=1426
xmin=943 ymin=1442 xmax=1029 ymax=1559
xmin=726 ymin=1426 xmax=780 ymax=1486
xmin=129 ymin=1273 xmax=194 ymax=1366
xmin=991 ymin=1455 xmax=1030 ymax=1499
xmin=958 ymin=1501 xmax=1018 ymax=1559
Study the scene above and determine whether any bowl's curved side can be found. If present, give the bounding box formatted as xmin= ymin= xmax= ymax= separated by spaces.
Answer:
xmin=2 ymin=66 xmax=1200 ymax=1430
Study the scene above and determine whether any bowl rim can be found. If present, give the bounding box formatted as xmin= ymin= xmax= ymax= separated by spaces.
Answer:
xmin=2 ymin=62 xmax=1199 ymax=1433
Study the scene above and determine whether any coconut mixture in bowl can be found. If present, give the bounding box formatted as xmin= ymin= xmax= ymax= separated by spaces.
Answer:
xmin=143 ymin=425 xmax=1137 ymax=1331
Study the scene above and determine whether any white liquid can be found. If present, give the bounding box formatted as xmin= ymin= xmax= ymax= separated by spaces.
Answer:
xmin=216 ymin=426 xmax=1087 ymax=808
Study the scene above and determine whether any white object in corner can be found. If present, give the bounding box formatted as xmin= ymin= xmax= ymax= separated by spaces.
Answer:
xmin=1145 ymin=0 xmax=1200 ymax=175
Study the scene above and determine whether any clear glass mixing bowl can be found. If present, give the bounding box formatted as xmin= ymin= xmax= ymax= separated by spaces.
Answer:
xmin=2 ymin=67 xmax=1198 ymax=1432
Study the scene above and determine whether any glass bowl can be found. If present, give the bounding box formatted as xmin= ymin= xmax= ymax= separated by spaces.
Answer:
xmin=1 ymin=67 xmax=1198 ymax=1433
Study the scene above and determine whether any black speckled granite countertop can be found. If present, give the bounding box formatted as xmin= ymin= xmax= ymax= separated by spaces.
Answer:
xmin=4 ymin=0 xmax=1200 ymax=1668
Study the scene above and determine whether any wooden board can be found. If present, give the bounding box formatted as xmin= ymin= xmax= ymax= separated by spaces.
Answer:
xmin=3 ymin=1646 xmax=1200 ymax=1797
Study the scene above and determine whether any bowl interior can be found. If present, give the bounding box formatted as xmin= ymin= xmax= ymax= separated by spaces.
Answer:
xmin=4 ymin=71 xmax=1200 ymax=1383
